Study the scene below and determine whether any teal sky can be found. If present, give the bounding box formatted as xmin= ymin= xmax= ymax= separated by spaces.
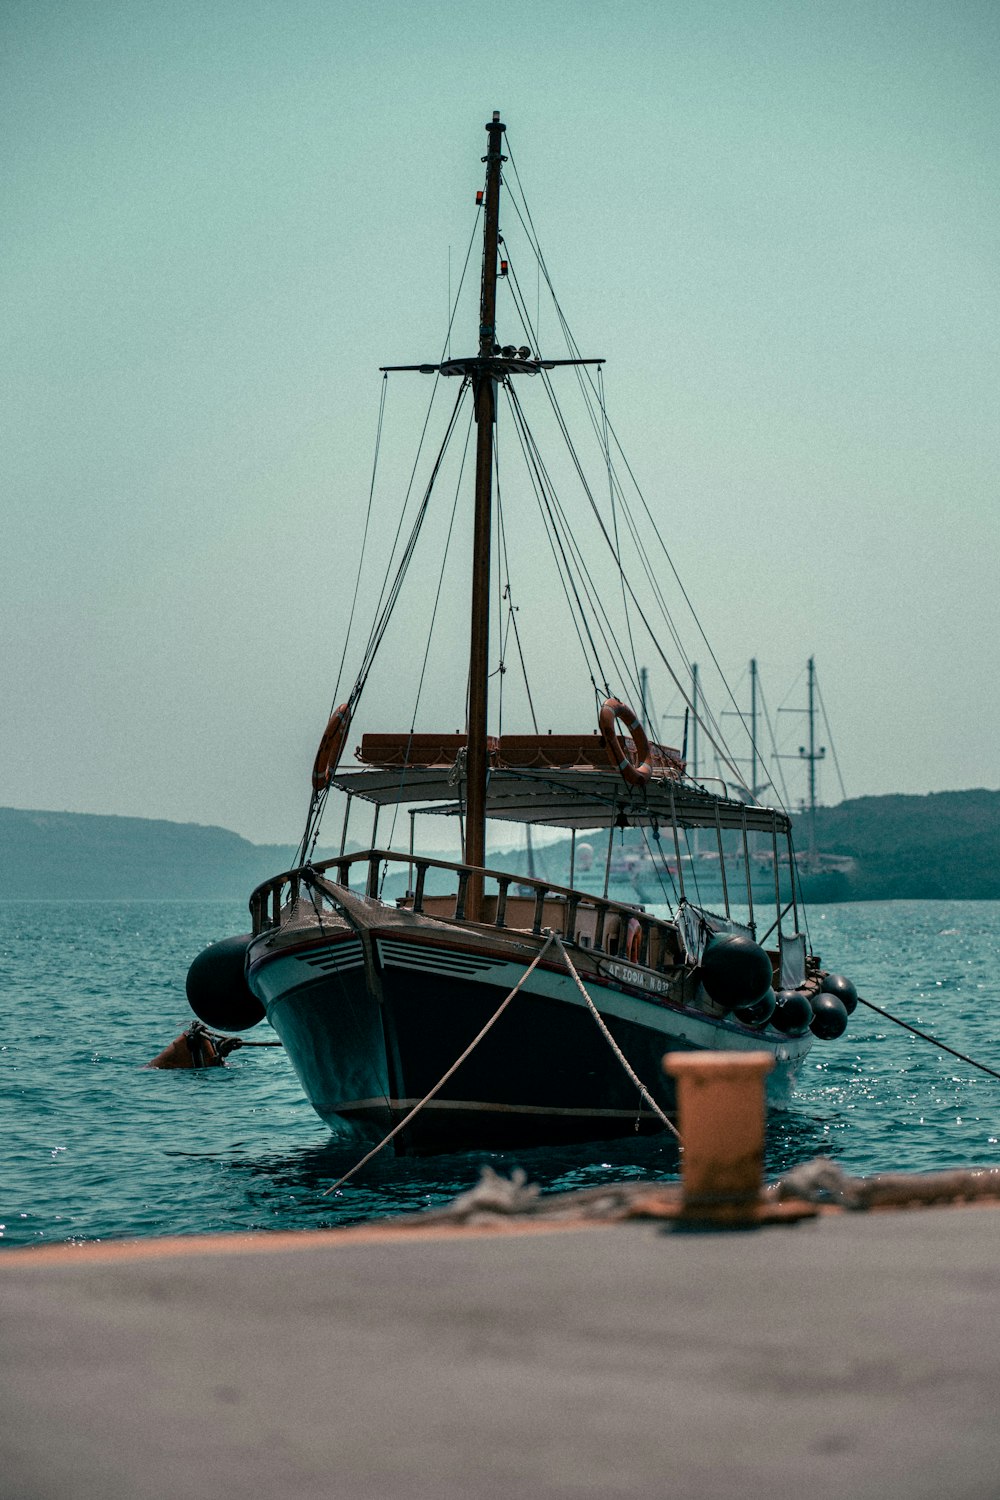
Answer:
xmin=3 ymin=0 xmax=998 ymax=843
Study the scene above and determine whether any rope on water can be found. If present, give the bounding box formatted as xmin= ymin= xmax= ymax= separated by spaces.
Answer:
xmin=857 ymin=996 xmax=1000 ymax=1083
xmin=553 ymin=934 xmax=682 ymax=1142
xmin=323 ymin=932 xmax=557 ymax=1194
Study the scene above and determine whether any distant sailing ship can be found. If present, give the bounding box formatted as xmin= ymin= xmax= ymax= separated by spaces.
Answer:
xmin=568 ymin=657 xmax=856 ymax=909
xmin=186 ymin=112 xmax=861 ymax=1151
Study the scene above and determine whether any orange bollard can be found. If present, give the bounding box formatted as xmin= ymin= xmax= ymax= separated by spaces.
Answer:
xmin=664 ymin=1051 xmax=776 ymax=1226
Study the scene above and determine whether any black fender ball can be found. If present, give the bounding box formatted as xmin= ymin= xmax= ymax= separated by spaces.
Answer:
xmin=186 ymin=934 xmax=264 ymax=1032
xmin=821 ymin=973 xmax=859 ymax=1014
xmin=810 ymin=990 xmax=849 ymax=1040
xmin=734 ymin=987 xmax=776 ymax=1027
xmin=700 ymin=933 xmax=774 ymax=1011
xmin=771 ymin=990 xmax=814 ymax=1036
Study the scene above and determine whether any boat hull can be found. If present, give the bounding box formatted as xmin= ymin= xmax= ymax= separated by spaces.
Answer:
xmin=249 ymin=923 xmax=810 ymax=1152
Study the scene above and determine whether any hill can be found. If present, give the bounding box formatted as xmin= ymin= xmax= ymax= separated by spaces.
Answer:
xmin=805 ymin=789 xmax=1000 ymax=900
xmin=1 ymin=790 xmax=998 ymax=901
xmin=0 ymin=808 xmax=305 ymax=901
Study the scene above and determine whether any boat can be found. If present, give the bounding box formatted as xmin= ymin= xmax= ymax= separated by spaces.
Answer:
xmin=186 ymin=112 xmax=861 ymax=1152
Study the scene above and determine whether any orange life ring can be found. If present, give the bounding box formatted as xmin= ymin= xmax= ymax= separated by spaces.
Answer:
xmin=599 ymin=697 xmax=652 ymax=787
xmin=312 ymin=703 xmax=352 ymax=791
xmin=626 ymin=917 xmax=642 ymax=964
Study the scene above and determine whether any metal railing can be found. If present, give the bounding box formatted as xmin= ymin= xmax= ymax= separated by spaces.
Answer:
xmin=249 ymin=848 xmax=679 ymax=970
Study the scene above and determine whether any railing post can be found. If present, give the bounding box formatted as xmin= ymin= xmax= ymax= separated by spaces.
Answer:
xmin=565 ymin=893 xmax=580 ymax=942
xmin=593 ymin=904 xmax=607 ymax=952
xmin=531 ymin=886 xmax=548 ymax=936
xmin=455 ymin=870 xmax=470 ymax=921
xmin=366 ymin=855 xmax=379 ymax=899
xmin=271 ymin=884 xmax=282 ymax=927
xmin=337 ymin=860 xmax=350 ymax=886
xmin=413 ymin=862 xmax=428 ymax=914
xmin=289 ymin=874 xmax=300 ymax=907
xmin=495 ymin=878 xmax=510 ymax=929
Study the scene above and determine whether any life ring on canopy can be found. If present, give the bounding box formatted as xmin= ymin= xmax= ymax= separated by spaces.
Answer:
xmin=312 ymin=703 xmax=352 ymax=791
xmin=599 ymin=698 xmax=652 ymax=787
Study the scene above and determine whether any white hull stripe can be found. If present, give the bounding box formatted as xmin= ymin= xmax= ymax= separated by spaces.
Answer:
xmin=331 ymin=1096 xmax=666 ymax=1120
xmin=295 ymin=938 xmax=365 ymax=974
xmin=377 ymin=938 xmax=497 ymax=978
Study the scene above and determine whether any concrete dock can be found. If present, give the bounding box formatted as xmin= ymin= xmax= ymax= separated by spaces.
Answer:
xmin=2 ymin=1204 xmax=999 ymax=1499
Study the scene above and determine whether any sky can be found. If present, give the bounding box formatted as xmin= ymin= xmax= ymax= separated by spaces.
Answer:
xmin=3 ymin=0 xmax=998 ymax=846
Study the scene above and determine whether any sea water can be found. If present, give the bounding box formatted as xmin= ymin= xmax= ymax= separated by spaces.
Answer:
xmin=2 ymin=899 xmax=998 ymax=1247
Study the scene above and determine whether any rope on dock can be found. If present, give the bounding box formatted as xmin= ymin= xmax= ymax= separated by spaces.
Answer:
xmin=553 ymin=934 xmax=682 ymax=1142
xmin=771 ymin=1156 xmax=1000 ymax=1210
xmin=323 ymin=932 xmax=557 ymax=1194
xmin=857 ymin=996 xmax=1000 ymax=1084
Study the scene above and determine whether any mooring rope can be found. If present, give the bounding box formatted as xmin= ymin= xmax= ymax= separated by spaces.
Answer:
xmin=553 ymin=934 xmax=682 ymax=1142
xmin=323 ymin=933 xmax=558 ymax=1194
xmin=857 ymin=996 xmax=1000 ymax=1083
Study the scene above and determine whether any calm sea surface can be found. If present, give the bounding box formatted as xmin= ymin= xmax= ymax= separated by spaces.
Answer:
xmin=2 ymin=899 xmax=999 ymax=1247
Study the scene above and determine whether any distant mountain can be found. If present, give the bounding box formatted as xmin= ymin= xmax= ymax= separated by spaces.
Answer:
xmin=0 ymin=808 xmax=311 ymax=901
xmin=1 ymin=790 xmax=998 ymax=901
xmin=805 ymin=790 xmax=1000 ymax=900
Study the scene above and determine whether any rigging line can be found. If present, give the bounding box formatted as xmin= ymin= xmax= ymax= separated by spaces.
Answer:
xmin=507 ymin=255 xmax=682 ymax=703
xmin=297 ymin=782 xmax=330 ymax=868
xmin=526 ymin=329 xmax=704 ymax=708
xmin=856 ymin=997 xmax=1000 ymax=1085
xmin=508 ymin=397 xmax=607 ymax=692
xmin=505 ymin=584 xmax=539 ymax=732
xmin=354 ymin=380 xmax=470 ymax=692
xmin=507 ymin=385 xmax=640 ymax=702
xmin=506 ymin=156 xmax=749 ymax=778
xmin=776 ymin=664 xmax=807 ymax=715
xmin=535 ymin=362 xmax=749 ymax=788
xmin=359 ymin=374 xmax=446 ymax=665
xmin=502 ymin=383 xmax=609 ymax=697
xmin=493 ymin=422 xmax=507 ymax=731
xmin=815 ymin=673 xmax=848 ymax=802
xmin=526 ymin=364 xmax=668 ymax=706
xmin=504 ymin=148 xmax=584 ymax=366
xmin=382 ymin=403 xmax=476 ymax=866
xmin=504 ymin=378 xmax=639 ymax=693
xmin=682 ymin=824 xmax=705 ymax=907
xmin=505 ymin=175 xmax=689 ymax=682
xmin=359 ymin=208 xmax=474 ymax=670
xmin=329 ymin=373 xmax=388 ymax=716
xmin=600 ymin=363 xmax=642 ymax=700
xmin=323 ymin=933 xmax=559 ymax=1193
xmin=494 ymin=440 xmax=540 ymax=733
xmin=758 ymin=677 xmax=793 ymax=810
xmin=309 ymin=381 xmax=465 ymax=865
xmin=636 ymin=822 xmax=678 ymax=912
xmin=571 ymin=374 xmax=760 ymax=770
xmin=440 ymin=209 xmax=481 ymax=362
xmin=536 ymin=357 xmax=742 ymax=770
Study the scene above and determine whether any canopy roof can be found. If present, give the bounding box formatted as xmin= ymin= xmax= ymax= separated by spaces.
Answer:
xmin=332 ymin=733 xmax=791 ymax=835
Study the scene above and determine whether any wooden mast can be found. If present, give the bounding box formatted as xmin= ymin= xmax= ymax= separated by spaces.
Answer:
xmin=465 ymin=110 xmax=506 ymax=917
